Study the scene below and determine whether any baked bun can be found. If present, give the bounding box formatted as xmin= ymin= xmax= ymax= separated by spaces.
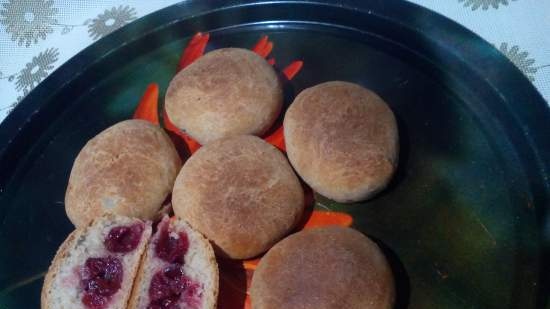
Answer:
xmin=172 ymin=135 xmax=304 ymax=259
xmin=284 ymin=81 xmax=398 ymax=203
xmin=165 ymin=48 xmax=283 ymax=145
xmin=65 ymin=119 xmax=182 ymax=227
xmin=250 ymin=226 xmax=395 ymax=309
xmin=128 ymin=216 xmax=218 ymax=309
xmin=41 ymin=214 xmax=152 ymax=309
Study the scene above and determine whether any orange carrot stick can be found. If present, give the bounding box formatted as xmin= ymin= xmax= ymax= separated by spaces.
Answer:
xmin=252 ymin=35 xmax=268 ymax=55
xmin=242 ymin=258 xmax=261 ymax=271
xmin=178 ymin=32 xmax=210 ymax=72
xmin=262 ymin=60 xmax=304 ymax=150
xmin=162 ymin=109 xmax=202 ymax=154
xmin=264 ymin=124 xmax=285 ymax=152
xmin=303 ymin=211 xmax=353 ymax=229
xmin=282 ymin=60 xmax=303 ymax=80
xmin=251 ymin=35 xmax=274 ymax=58
xmin=260 ymin=41 xmax=273 ymax=58
xmin=132 ymin=83 xmax=159 ymax=125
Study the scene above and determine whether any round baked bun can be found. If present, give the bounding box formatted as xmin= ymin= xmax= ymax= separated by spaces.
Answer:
xmin=65 ymin=119 xmax=182 ymax=228
xmin=165 ymin=48 xmax=283 ymax=145
xmin=284 ymin=81 xmax=398 ymax=203
xmin=172 ymin=135 xmax=304 ymax=259
xmin=250 ymin=226 xmax=395 ymax=309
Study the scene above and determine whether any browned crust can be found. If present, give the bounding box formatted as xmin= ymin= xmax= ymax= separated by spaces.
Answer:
xmin=41 ymin=230 xmax=79 ymax=309
xmin=182 ymin=218 xmax=219 ymax=309
xmin=284 ymin=81 xmax=399 ymax=203
xmin=250 ymin=227 xmax=395 ymax=309
xmin=187 ymin=220 xmax=219 ymax=309
xmin=172 ymin=135 xmax=304 ymax=259
xmin=65 ymin=119 xmax=182 ymax=227
xmin=126 ymin=240 xmax=151 ymax=309
xmin=165 ymin=48 xmax=283 ymax=144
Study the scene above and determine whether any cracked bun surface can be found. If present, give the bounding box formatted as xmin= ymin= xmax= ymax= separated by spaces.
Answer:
xmin=65 ymin=119 xmax=181 ymax=227
xmin=172 ymin=135 xmax=304 ymax=259
xmin=250 ymin=226 xmax=395 ymax=309
xmin=165 ymin=48 xmax=283 ymax=145
xmin=284 ymin=81 xmax=399 ymax=203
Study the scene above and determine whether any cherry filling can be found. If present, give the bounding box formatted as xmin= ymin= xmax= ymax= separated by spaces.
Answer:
xmin=104 ymin=223 xmax=144 ymax=253
xmin=148 ymin=264 xmax=200 ymax=309
xmin=155 ymin=227 xmax=189 ymax=263
xmin=80 ymin=256 xmax=123 ymax=309
xmin=148 ymin=223 xmax=200 ymax=309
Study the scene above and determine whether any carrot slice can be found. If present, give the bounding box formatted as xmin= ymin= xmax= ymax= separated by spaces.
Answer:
xmin=242 ymin=258 xmax=261 ymax=271
xmin=252 ymin=35 xmax=268 ymax=56
xmin=282 ymin=60 xmax=303 ymax=80
xmin=252 ymin=35 xmax=268 ymax=52
xmin=262 ymin=60 xmax=303 ymax=150
xmin=162 ymin=109 xmax=202 ymax=154
xmin=303 ymin=211 xmax=353 ymax=229
xmin=251 ymin=35 xmax=274 ymax=58
xmin=178 ymin=32 xmax=210 ymax=72
xmin=263 ymin=124 xmax=285 ymax=152
xmin=260 ymin=41 xmax=273 ymax=58
xmin=244 ymin=295 xmax=252 ymax=309
xmin=132 ymin=83 xmax=159 ymax=125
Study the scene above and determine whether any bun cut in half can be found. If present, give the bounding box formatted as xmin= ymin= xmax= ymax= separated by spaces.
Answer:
xmin=128 ymin=216 xmax=218 ymax=309
xmin=41 ymin=214 xmax=152 ymax=309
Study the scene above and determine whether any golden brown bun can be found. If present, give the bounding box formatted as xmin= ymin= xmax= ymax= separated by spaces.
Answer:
xmin=165 ymin=48 xmax=283 ymax=145
xmin=250 ymin=226 xmax=395 ymax=309
xmin=284 ymin=81 xmax=398 ymax=203
xmin=65 ymin=119 xmax=182 ymax=227
xmin=172 ymin=135 xmax=304 ymax=259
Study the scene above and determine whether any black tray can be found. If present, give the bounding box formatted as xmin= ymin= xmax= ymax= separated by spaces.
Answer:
xmin=0 ymin=1 xmax=549 ymax=308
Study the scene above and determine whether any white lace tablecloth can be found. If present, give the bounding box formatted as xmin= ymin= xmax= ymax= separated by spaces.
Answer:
xmin=0 ymin=0 xmax=549 ymax=122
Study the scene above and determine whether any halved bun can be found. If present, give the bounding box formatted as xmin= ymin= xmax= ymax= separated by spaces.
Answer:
xmin=128 ymin=216 xmax=219 ymax=309
xmin=41 ymin=214 xmax=152 ymax=309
